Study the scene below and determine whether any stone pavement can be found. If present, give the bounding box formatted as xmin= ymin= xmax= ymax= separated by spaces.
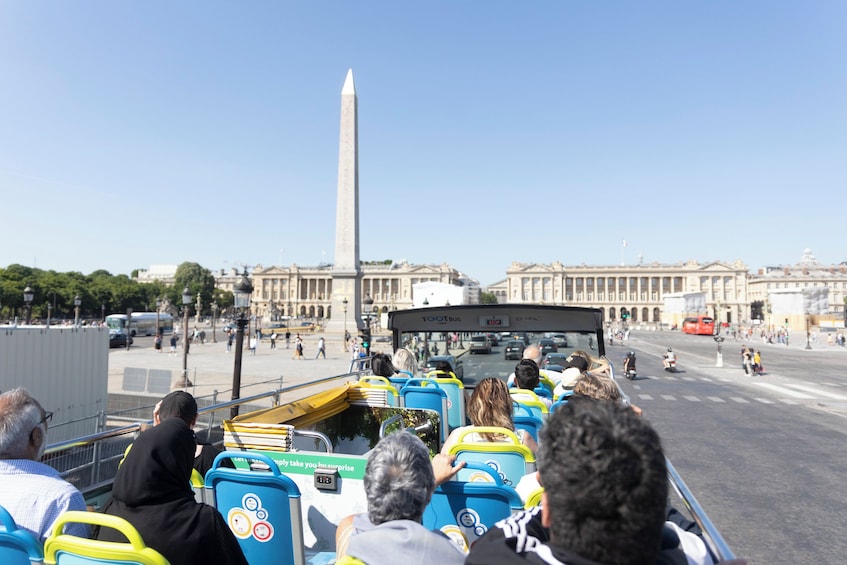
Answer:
xmin=107 ymin=333 xmax=377 ymax=405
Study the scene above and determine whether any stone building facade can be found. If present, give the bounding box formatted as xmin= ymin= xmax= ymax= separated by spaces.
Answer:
xmin=247 ymin=261 xmax=467 ymax=321
xmin=502 ymin=259 xmax=750 ymax=326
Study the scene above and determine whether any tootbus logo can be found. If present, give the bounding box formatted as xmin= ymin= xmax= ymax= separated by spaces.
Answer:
xmin=420 ymin=315 xmax=463 ymax=323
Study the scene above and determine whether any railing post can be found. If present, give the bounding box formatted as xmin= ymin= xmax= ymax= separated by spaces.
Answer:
xmin=91 ymin=410 xmax=106 ymax=485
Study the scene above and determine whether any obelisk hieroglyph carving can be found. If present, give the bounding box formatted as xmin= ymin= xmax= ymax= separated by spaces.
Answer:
xmin=327 ymin=69 xmax=363 ymax=336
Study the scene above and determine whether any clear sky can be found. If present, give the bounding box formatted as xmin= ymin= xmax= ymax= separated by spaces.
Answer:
xmin=1 ymin=2 xmax=845 ymax=286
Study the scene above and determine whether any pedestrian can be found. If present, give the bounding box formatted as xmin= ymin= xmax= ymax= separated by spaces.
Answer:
xmin=316 ymin=336 xmax=326 ymax=359
xmin=285 ymin=330 xmax=291 ymax=349
xmin=154 ymin=333 xmax=163 ymax=353
xmin=270 ymin=332 xmax=277 ymax=350
xmin=226 ymin=329 xmax=233 ymax=353
xmin=742 ymin=347 xmax=753 ymax=376
xmin=169 ymin=334 xmax=178 ymax=356
xmin=293 ymin=335 xmax=304 ymax=360
xmin=753 ymin=349 xmax=763 ymax=374
xmin=249 ymin=335 xmax=257 ymax=355
xmin=199 ymin=330 xmax=206 ymax=345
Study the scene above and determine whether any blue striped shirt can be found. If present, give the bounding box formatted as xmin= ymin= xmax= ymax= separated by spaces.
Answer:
xmin=0 ymin=459 xmax=89 ymax=542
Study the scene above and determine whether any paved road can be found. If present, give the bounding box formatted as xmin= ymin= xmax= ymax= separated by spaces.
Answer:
xmin=612 ymin=330 xmax=847 ymax=564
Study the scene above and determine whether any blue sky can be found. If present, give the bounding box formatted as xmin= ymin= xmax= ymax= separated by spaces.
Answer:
xmin=1 ymin=2 xmax=845 ymax=286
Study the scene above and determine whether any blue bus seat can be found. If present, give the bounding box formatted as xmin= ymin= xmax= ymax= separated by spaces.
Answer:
xmin=422 ymin=462 xmax=523 ymax=552
xmin=509 ymin=390 xmax=548 ymax=421
xmin=512 ymin=414 xmax=544 ymax=443
xmin=399 ymin=378 xmax=449 ymax=443
xmin=446 ymin=426 xmax=536 ymax=487
xmin=550 ymin=390 xmax=574 ymax=412
xmin=0 ymin=504 xmax=43 ymax=565
xmin=43 ymin=511 xmax=168 ymax=565
xmin=532 ymin=386 xmax=552 ymax=399
xmin=427 ymin=373 xmax=465 ymax=432
xmin=205 ymin=451 xmax=305 ymax=565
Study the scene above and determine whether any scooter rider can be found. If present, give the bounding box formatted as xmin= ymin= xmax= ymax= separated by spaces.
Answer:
xmin=623 ymin=351 xmax=637 ymax=377
xmin=662 ymin=347 xmax=677 ymax=370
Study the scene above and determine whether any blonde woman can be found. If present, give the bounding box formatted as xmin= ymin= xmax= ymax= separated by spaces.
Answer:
xmin=440 ymin=378 xmax=537 ymax=455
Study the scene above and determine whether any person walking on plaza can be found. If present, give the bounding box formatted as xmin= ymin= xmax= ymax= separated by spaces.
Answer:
xmin=154 ymin=333 xmax=163 ymax=353
xmin=169 ymin=334 xmax=178 ymax=356
xmin=269 ymin=332 xmax=277 ymax=350
xmin=249 ymin=334 xmax=257 ymax=356
xmin=293 ymin=334 xmax=304 ymax=359
xmin=285 ymin=330 xmax=291 ymax=349
xmin=316 ymin=336 xmax=326 ymax=359
xmin=226 ymin=329 xmax=233 ymax=353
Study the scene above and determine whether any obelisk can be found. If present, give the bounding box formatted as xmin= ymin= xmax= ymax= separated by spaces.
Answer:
xmin=327 ymin=69 xmax=363 ymax=338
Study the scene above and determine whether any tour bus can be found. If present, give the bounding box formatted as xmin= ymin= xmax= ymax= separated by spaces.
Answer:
xmin=105 ymin=312 xmax=175 ymax=337
xmin=44 ymin=304 xmax=733 ymax=564
xmin=682 ymin=315 xmax=716 ymax=335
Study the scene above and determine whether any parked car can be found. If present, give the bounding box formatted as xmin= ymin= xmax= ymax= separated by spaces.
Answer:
xmin=420 ymin=355 xmax=464 ymax=381
xmin=469 ymin=334 xmax=492 ymax=354
xmin=109 ymin=332 xmax=133 ymax=348
xmin=538 ymin=338 xmax=558 ymax=356
xmin=504 ymin=339 xmax=526 ymax=360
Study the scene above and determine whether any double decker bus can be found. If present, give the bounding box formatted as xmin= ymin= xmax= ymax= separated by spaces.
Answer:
xmin=681 ymin=315 xmax=715 ymax=335
xmin=105 ymin=312 xmax=174 ymax=336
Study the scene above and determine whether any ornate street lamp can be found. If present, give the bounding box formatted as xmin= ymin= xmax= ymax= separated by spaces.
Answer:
xmin=101 ymin=303 xmax=106 ymax=324
xmin=195 ymin=293 xmax=202 ymax=326
xmin=23 ymin=286 xmax=34 ymax=325
xmin=805 ymin=312 xmax=812 ymax=350
xmin=46 ymin=302 xmax=52 ymax=328
xmin=362 ymin=293 xmax=374 ymax=356
xmin=74 ymin=294 xmax=82 ymax=327
xmin=231 ymin=270 xmax=254 ymax=418
xmin=342 ymin=297 xmax=348 ymax=351
xmin=211 ymin=301 xmax=218 ymax=343
xmin=176 ymin=287 xmax=193 ymax=388
xmin=155 ymin=297 xmax=162 ymax=336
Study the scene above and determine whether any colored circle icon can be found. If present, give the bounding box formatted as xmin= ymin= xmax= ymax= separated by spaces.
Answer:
xmin=253 ymin=521 xmax=274 ymax=542
xmin=242 ymin=494 xmax=260 ymax=512
xmin=256 ymin=508 xmax=268 ymax=520
xmin=227 ymin=509 xmax=252 ymax=539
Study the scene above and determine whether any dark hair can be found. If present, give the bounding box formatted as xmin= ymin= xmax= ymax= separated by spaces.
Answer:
xmin=514 ymin=359 xmax=540 ymax=390
xmin=538 ymin=398 xmax=667 ymax=564
xmin=435 ymin=361 xmax=452 ymax=375
xmin=371 ymin=354 xmax=397 ymax=378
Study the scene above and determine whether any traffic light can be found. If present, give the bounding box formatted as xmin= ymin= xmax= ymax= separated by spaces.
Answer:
xmin=360 ymin=327 xmax=371 ymax=355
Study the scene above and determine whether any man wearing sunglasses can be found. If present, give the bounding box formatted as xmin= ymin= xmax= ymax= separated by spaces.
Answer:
xmin=0 ymin=388 xmax=88 ymax=542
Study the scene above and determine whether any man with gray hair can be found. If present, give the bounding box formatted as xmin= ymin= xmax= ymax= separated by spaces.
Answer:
xmin=335 ymin=431 xmax=467 ymax=564
xmin=0 ymin=388 xmax=88 ymax=541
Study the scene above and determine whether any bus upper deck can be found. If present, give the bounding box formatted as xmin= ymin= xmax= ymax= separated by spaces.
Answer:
xmin=43 ymin=304 xmax=734 ymax=564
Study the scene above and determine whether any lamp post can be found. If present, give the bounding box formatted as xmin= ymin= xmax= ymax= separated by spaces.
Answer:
xmin=177 ymin=287 xmax=192 ymax=388
xmin=74 ymin=294 xmax=81 ymax=327
xmin=342 ymin=297 xmax=348 ymax=351
xmin=211 ymin=301 xmax=218 ymax=343
xmin=714 ymin=335 xmax=724 ymax=367
xmin=362 ymin=294 xmax=374 ymax=355
xmin=46 ymin=303 xmax=52 ymax=328
xmin=101 ymin=303 xmax=106 ymax=324
xmin=126 ymin=307 xmax=133 ymax=351
xmin=23 ymin=286 xmax=33 ymax=325
xmin=155 ymin=297 xmax=162 ymax=337
xmin=231 ymin=270 xmax=253 ymax=418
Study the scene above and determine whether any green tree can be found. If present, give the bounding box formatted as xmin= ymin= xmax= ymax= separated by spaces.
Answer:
xmin=173 ymin=262 xmax=216 ymax=315
xmin=480 ymin=292 xmax=498 ymax=304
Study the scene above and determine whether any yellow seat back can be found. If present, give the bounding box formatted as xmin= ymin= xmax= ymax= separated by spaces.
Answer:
xmin=44 ymin=511 xmax=170 ymax=565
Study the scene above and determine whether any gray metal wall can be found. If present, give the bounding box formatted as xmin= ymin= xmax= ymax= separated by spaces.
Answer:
xmin=0 ymin=326 xmax=109 ymax=443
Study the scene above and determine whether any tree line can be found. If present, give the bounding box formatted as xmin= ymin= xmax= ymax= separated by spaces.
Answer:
xmin=0 ymin=262 xmax=233 ymax=322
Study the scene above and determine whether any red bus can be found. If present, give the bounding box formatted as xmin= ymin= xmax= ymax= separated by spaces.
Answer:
xmin=682 ymin=316 xmax=715 ymax=335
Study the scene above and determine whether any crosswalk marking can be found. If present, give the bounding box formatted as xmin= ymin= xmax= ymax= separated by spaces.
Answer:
xmin=638 ymin=394 xmax=654 ymax=400
xmin=707 ymin=396 xmax=725 ymax=403
xmin=682 ymin=377 xmax=696 ymax=382
xmin=753 ymin=382 xmax=815 ymax=399
xmin=754 ymin=398 xmax=774 ymax=404
xmin=784 ymin=384 xmax=847 ymax=401
xmin=730 ymin=397 xmax=749 ymax=403
xmin=778 ymin=399 xmax=799 ymax=405
xmin=700 ymin=377 xmax=714 ymax=382
xmin=660 ymin=394 xmax=676 ymax=400
xmin=683 ymin=396 xmax=701 ymax=402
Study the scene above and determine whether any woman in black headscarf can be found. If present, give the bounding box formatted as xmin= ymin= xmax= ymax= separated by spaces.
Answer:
xmin=96 ymin=418 xmax=248 ymax=565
